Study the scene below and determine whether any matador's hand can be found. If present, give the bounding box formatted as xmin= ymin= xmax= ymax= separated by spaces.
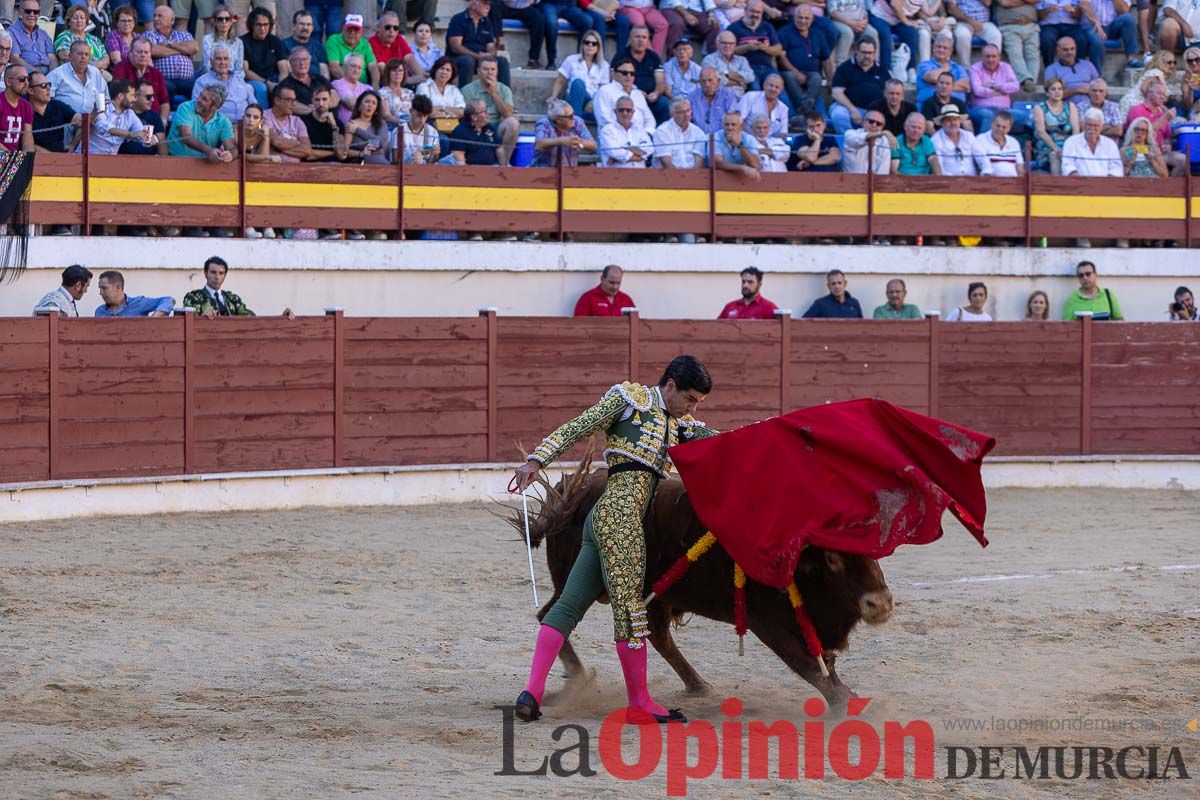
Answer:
xmin=510 ymin=460 xmax=540 ymax=493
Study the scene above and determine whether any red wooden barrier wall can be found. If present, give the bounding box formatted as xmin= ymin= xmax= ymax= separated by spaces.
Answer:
xmin=1 ymin=314 xmax=1197 ymax=486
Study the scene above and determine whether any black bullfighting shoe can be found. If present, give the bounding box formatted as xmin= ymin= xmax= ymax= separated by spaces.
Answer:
xmin=515 ymin=690 xmax=542 ymax=722
xmin=652 ymin=708 xmax=687 ymax=724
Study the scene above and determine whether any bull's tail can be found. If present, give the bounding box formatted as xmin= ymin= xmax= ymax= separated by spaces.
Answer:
xmin=499 ymin=439 xmax=598 ymax=550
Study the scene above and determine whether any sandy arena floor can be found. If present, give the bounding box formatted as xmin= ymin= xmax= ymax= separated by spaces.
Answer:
xmin=1 ymin=488 xmax=1198 ymax=799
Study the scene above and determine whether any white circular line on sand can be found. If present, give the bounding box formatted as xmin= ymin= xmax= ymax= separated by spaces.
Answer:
xmin=901 ymin=563 xmax=1200 ymax=588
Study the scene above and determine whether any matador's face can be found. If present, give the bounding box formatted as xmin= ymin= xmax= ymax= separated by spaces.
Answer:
xmin=661 ymin=379 xmax=707 ymax=419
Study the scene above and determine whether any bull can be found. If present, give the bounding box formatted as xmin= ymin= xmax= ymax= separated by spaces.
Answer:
xmin=509 ymin=460 xmax=894 ymax=709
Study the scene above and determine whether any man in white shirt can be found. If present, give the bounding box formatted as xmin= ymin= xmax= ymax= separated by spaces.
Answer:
xmin=841 ymin=108 xmax=894 ymax=174
xmin=32 ymin=265 xmax=92 ymax=317
xmin=47 ymin=40 xmax=108 ymax=114
xmin=1062 ymin=107 xmax=1123 ymax=175
xmin=599 ymin=96 xmax=655 ymax=168
xmin=88 ymin=79 xmax=156 ymax=155
xmin=972 ymin=109 xmax=1025 ymax=176
xmin=736 ymin=72 xmax=788 ymax=137
xmin=593 ymin=58 xmax=656 ymax=133
xmin=653 ymin=97 xmax=708 ymax=168
xmin=930 ymin=105 xmax=978 ymax=175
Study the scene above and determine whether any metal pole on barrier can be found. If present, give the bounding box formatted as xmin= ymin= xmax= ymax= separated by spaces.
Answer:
xmin=238 ymin=119 xmax=247 ymax=236
xmin=708 ymin=132 xmax=717 ymax=243
xmin=1186 ymin=145 xmax=1193 ymax=249
xmin=1023 ymin=140 xmax=1033 ymax=247
xmin=866 ymin=160 xmax=874 ymax=245
xmin=81 ymin=112 xmax=90 ymax=233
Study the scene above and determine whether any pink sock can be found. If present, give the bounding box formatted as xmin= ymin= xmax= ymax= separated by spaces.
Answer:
xmin=615 ymin=641 xmax=668 ymax=716
xmin=524 ymin=625 xmax=565 ymax=704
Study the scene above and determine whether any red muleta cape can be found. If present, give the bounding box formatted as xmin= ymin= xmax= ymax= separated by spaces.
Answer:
xmin=669 ymin=399 xmax=995 ymax=589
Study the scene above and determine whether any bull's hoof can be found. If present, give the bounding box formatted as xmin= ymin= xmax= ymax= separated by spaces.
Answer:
xmin=684 ymin=680 xmax=714 ymax=697
xmin=514 ymin=690 xmax=542 ymax=722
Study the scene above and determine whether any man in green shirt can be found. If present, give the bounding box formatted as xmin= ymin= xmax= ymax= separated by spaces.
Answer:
xmin=873 ymin=278 xmax=923 ymax=319
xmin=458 ymin=55 xmax=518 ymax=166
xmin=891 ymin=112 xmax=941 ymax=175
xmin=325 ymin=14 xmax=379 ymax=84
xmin=1062 ymin=260 xmax=1124 ymax=320
xmin=169 ymin=85 xmax=235 ymax=159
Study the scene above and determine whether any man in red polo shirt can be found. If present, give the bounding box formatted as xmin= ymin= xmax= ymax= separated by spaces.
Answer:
xmin=369 ymin=11 xmax=414 ymax=69
xmin=112 ymin=38 xmax=170 ymax=123
xmin=718 ymin=267 xmax=778 ymax=320
xmin=573 ymin=264 xmax=636 ymax=316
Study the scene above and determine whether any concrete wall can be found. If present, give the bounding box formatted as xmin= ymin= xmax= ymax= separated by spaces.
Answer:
xmin=3 ymin=238 xmax=1194 ymax=322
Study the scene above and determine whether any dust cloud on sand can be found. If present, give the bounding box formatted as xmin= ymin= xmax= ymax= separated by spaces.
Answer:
xmin=1 ymin=488 xmax=1197 ymax=799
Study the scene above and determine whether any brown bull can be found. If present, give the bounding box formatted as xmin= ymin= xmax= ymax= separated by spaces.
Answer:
xmin=512 ymin=462 xmax=894 ymax=709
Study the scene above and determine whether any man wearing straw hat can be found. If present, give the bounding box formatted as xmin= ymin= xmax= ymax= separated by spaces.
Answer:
xmin=931 ymin=104 xmax=978 ymax=176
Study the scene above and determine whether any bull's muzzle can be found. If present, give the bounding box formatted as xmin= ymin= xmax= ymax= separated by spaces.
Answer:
xmin=860 ymin=589 xmax=894 ymax=625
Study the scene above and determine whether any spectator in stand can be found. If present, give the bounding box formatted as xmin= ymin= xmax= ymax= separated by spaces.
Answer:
xmin=1081 ymin=0 xmax=1138 ymax=69
xmin=618 ymin=0 xmax=670 ymax=58
xmin=113 ymin=39 xmax=170 ymax=125
xmin=749 ymin=112 xmax=789 ymax=170
xmin=54 ymin=6 xmax=110 ymax=73
xmin=615 ymin=26 xmax=669 ymax=123
xmin=379 ymin=58 xmax=414 ymax=125
xmin=303 ymin=85 xmax=350 ymax=163
xmin=932 ymin=105 xmax=977 ymax=174
xmin=33 ymin=264 xmax=92 ymax=317
xmin=1038 ymin=0 xmax=1102 ymax=71
xmin=242 ymin=104 xmax=281 ymax=173
xmin=370 ymin=11 xmax=414 ymax=71
xmin=842 ymin=108 xmax=895 ymax=172
xmin=713 ymin=109 xmax=760 ymax=179
xmin=702 ymin=31 xmax=756 ymax=99
xmin=0 ymin=35 xmax=16 ymax=92
xmin=278 ymin=48 xmax=333 ymax=114
xmin=871 ymin=79 xmax=917 ymax=137
xmin=1062 ymin=260 xmax=1122 ymax=319
xmin=599 ymin=94 xmax=655 ymax=166
xmin=916 ymin=35 xmax=968 ymax=109
xmin=333 ymin=52 xmax=370 ymax=123
xmin=407 ymin=19 xmax=443 ymax=84
xmin=1043 ymin=36 xmax=1099 ymax=103
xmin=398 ymin=93 xmax=441 ymax=162
xmin=539 ymin=0 xmax=597 ymax=69
xmin=873 ymin=278 xmax=923 ymax=318
xmin=417 ymin=56 xmax=466 ymax=130
xmin=1083 ymin=77 xmax=1124 ymax=138
xmin=688 ymin=65 xmax=736 ymax=134
xmin=779 ymin=5 xmax=832 ymax=117
xmin=118 ymin=79 xmax=168 ymax=155
xmin=11 ymin=1 xmax=57 ymax=75
xmin=921 ymin=70 xmax=971 ymax=132
xmin=328 ymin=14 xmax=380 ymax=83
xmin=264 ymin=82 xmax=313 ymax=161
xmin=94 ymin=271 xmax=173 ymax=317
xmin=594 ymin=57 xmax=657 ymax=130
xmin=945 ymin=281 xmax=993 ymax=321
xmin=203 ymin=6 xmax=245 ymax=75
xmin=89 ymin=78 xmax=155 ymax=155
xmin=580 ymin=1 xmax=631 ymax=59
xmin=996 ymin=0 xmax=1040 ymax=90
xmin=534 ymin=97 xmax=597 ymax=165
xmin=892 ymin=112 xmax=941 ymax=174
xmin=184 ymin=256 xmax=294 ymax=318
xmin=48 ymin=41 xmax=110 ymax=115
xmin=1168 ymin=285 xmax=1196 ymax=320
xmin=803 ymin=269 xmax=862 ymax=318
xmin=1126 ymin=80 xmax=1188 ymax=173
xmin=391 ymin=0 xmax=439 ymax=37
xmin=170 ymin=84 xmax=236 ymax=160
xmin=737 ymin=72 xmax=788 ymax=135
xmin=664 ymin=39 xmax=702 ymax=103
xmin=1159 ymin=0 xmax=1200 ymax=53
xmin=282 ymin=10 xmax=331 ymax=79
xmin=193 ymin=44 xmax=256 ymax=122
xmin=1119 ymin=51 xmax=1180 ymax=117
xmin=1121 ymin=115 xmax=1168 ymax=175
xmin=449 ymin=98 xmax=502 ymax=165
xmin=498 ymin=0 xmax=548 ymax=68
xmin=868 ymin=0 xmax=922 ymax=77
xmin=947 ymin=0 xmax=1002 ymax=66
xmin=789 ymin=111 xmax=841 ymax=170
xmin=729 ymin=0 xmax=783 ymax=86
xmin=242 ymin=7 xmax=289 ymax=108
xmin=105 ymin=6 xmax=139 ymax=67
xmin=1025 ymin=289 xmax=1049 ymax=319
xmin=574 ymin=265 xmax=635 ymax=316
xmin=663 ymin=0 xmax=719 ymax=54
xmin=973 ymin=109 xmax=1025 ymax=174
xmin=344 ymin=92 xmax=390 ymax=238
xmin=0 ymin=65 xmax=33 ymax=152
xmin=549 ymin=29 xmax=610 ymax=119
xmin=1062 ymin=106 xmax=1123 ymax=174
xmin=1033 ymin=77 xmax=1079 ymax=172
xmin=652 ymin=96 xmax=707 ymax=167
xmin=830 ymin=39 xmax=887 ymax=133
xmin=1181 ymin=46 xmax=1200 ymax=114
xmin=461 ymin=55 xmax=518 ymax=165
xmin=144 ymin=6 xmax=198 ymax=102
xmin=826 ymin=0 xmax=880 ymax=66
xmin=718 ymin=267 xmax=779 ymax=319
xmin=447 ymin=0 xmax=512 ymax=87
xmin=915 ymin=0 xmax=955 ymax=65
xmin=29 ymin=73 xmax=81 ymax=153
xmin=968 ymin=43 xmax=1019 ymax=132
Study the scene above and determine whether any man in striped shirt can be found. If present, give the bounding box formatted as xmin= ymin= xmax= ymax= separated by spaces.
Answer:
xmin=972 ymin=109 xmax=1025 ymax=175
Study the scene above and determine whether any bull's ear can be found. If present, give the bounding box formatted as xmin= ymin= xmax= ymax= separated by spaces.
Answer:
xmin=824 ymin=551 xmax=844 ymax=573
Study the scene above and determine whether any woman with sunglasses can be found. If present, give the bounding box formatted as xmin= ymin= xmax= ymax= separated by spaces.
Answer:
xmin=105 ymin=6 xmax=139 ymax=66
xmin=1181 ymin=46 xmax=1200 ymax=115
xmin=203 ymin=6 xmax=246 ymax=76
xmin=549 ymin=29 xmax=610 ymax=118
xmin=1120 ymin=49 xmax=1181 ymax=118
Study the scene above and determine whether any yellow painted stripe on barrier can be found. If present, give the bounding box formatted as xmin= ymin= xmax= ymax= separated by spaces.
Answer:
xmin=90 ymin=177 xmax=238 ymax=205
xmin=874 ymin=192 xmax=1025 ymax=217
xmin=406 ymin=185 xmax=557 ymax=213
xmin=1031 ymin=194 xmax=1185 ymax=220
xmin=716 ymin=191 xmax=867 ymax=215
xmin=246 ymin=181 xmax=398 ymax=209
xmin=30 ymin=176 xmax=83 ymax=203
xmin=564 ymin=187 xmax=709 ymax=213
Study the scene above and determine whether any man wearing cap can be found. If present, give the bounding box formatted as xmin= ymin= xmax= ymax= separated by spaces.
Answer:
xmin=326 ymin=14 xmax=380 ymax=84
xmin=931 ymin=105 xmax=977 ymax=175
xmin=447 ymin=0 xmax=512 ymax=87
